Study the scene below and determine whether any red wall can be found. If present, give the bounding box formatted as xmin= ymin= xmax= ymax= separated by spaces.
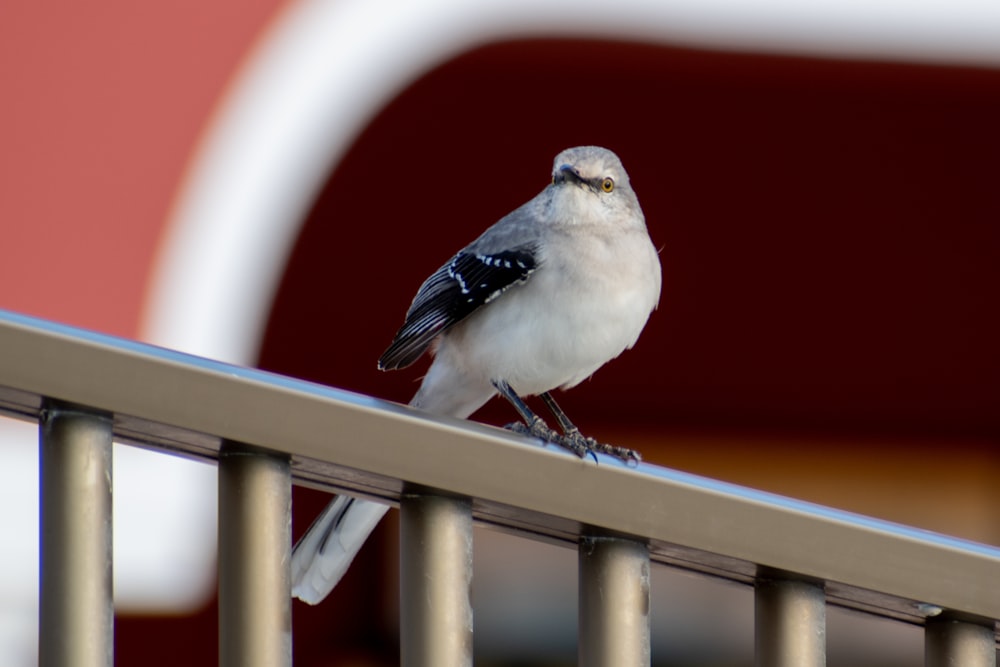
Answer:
xmin=0 ymin=0 xmax=287 ymax=336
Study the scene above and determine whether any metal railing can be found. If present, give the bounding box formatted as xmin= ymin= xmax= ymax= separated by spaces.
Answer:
xmin=1 ymin=308 xmax=997 ymax=667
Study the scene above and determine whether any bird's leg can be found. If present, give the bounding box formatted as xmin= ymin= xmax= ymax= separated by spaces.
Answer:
xmin=538 ymin=392 xmax=642 ymax=466
xmin=492 ymin=380 xmax=589 ymax=458
xmin=537 ymin=391 xmax=578 ymax=435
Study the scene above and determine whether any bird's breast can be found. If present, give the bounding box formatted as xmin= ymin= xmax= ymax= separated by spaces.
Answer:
xmin=439 ymin=227 xmax=661 ymax=396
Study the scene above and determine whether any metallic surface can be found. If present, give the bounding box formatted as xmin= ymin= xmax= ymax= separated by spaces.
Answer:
xmin=38 ymin=402 xmax=114 ymax=667
xmin=399 ymin=493 xmax=473 ymax=667
xmin=755 ymin=573 xmax=826 ymax=667
xmin=925 ymin=614 xmax=997 ymax=667
xmin=1 ymin=310 xmax=999 ymax=632
xmin=218 ymin=444 xmax=292 ymax=667
xmin=579 ymin=536 xmax=651 ymax=667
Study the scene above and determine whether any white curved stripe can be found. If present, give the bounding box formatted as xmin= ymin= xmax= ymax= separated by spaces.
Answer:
xmin=142 ymin=0 xmax=1000 ymax=361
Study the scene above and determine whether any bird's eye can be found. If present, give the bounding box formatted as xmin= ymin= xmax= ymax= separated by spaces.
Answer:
xmin=601 ymin=177 xmax=615 ymax=193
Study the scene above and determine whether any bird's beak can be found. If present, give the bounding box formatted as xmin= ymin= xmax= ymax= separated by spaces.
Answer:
xmin=553 ymin=164 xmax=584 ymax=186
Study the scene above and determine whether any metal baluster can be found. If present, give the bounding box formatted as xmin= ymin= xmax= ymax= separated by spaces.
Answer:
xmin=39 ymin=401 xmax=114 ymax=667
xmin=400 ymin=492 xmax=473 ymax=667
xmin=925 ymin=613 xmax=996 ymax=667
xmin=755 ymin=571 xmax=826 ymax=667
xmin=218 ymin=443 xmax=292 ymax=667
xmin=578 ymin=536 xmax=651 ymax=667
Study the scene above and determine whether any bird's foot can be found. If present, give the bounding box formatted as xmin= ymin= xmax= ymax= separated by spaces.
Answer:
xmin=558 ymin=428 xmax=642 ymax=467
xmin=505 ymin=417 xmax=593 ymax=459
xmin=504 ymin=416 xmax=563 ymax=445
xmin=505 ymin=420 xmax=641 ymax=466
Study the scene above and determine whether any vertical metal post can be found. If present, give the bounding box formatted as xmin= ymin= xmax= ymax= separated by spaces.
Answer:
xmin=925 ymin=613 xmax=996 ymax=667
xmin=755 ymin=571 xmax=826 ymax=667
xmin=399 ymin=492 xmax=473 ymax=667
xmin=39 ymin=401 xmax=114 ymax=667
xmin=218 ymin=443 xmax=292 ymax=667
xmin=578 ymin=536 xmax=651 ymax=667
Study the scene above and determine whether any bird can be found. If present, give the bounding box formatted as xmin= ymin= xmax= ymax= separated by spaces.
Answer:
xmin=291 ymin=145 xmax=661 ymax=604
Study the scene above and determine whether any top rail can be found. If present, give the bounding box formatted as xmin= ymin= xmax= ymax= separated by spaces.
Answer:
xmin=0 ymin=308 xmax=997 ymax=631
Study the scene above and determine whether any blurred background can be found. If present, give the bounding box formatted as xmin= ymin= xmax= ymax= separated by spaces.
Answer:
xmin=2 ymin=0 xmax=999 ymax=665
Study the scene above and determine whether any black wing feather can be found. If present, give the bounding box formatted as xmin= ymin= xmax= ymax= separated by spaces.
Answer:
xmin=378 ymin=248 xmax=537 ymax=370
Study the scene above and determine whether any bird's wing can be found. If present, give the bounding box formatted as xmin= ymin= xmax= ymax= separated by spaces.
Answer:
xmin=378 ymin=245 xmax=538 ymax=370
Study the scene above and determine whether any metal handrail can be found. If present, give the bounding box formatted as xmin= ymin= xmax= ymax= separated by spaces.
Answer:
xmin=2 ymin=308 xmax=997 ymax=666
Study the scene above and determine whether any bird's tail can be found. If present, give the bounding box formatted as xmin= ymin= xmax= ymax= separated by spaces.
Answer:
xmin=291 ymin=495 xmax=390 ymax=604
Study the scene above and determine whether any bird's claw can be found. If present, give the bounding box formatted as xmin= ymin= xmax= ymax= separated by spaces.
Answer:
xmin=505 ymin=419 xmax=590 ymax=459
xmin=505 ymin=422 xmax=641 ymax=466
xmin=592 ymin=441 xmax=643 ymax=466
xmin=504 ymin=417 xmax=562 ymax=444
xmin=559 ymin=429 xmax=641 ymax=466
xmin=555 ymin=430 xmax=599 ymax=462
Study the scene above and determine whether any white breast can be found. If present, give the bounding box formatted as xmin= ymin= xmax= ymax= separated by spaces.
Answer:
xmin=437 ymin=225 xmax=661 ymax=396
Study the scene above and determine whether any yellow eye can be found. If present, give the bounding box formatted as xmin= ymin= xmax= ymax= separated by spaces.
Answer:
xmin=601 ymin=177 xmax=615 ymax=193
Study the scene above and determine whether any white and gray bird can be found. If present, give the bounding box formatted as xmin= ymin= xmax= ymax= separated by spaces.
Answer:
xmin=291 ymin=145 xmax=661 ymax=604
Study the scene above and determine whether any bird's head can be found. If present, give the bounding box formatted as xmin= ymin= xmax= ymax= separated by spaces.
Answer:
xmin=548 ymin=146 xmax=641 ymax=222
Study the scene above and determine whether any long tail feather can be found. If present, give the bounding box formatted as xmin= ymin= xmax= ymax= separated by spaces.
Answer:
xmin=291 ymin=496 xmax=390 ymax=604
